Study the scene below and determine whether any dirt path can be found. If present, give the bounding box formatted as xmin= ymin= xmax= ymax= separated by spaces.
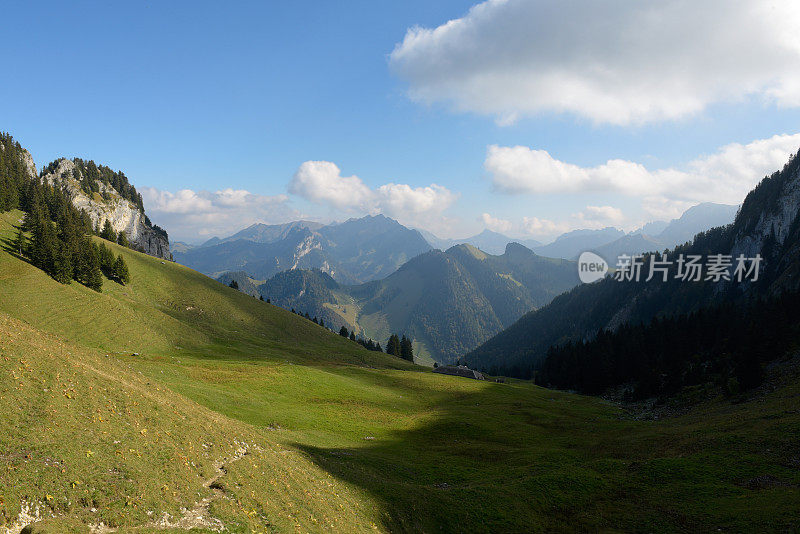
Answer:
xmin=147 ymin=444 xmax=249 ymax=532
xmin=5 ymin=446 xmax=251 ymax=534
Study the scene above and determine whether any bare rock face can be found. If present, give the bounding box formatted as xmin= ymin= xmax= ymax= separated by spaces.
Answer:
xmin=0 ymin=139 xmax=37 ymax=178
xmin=731 ymin=164 xmax=800 ymax=259
xmin=42 ymin=158 xmax=171 ymax=260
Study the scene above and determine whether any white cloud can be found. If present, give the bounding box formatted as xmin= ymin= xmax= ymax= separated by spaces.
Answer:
xmin=480 ymin=212 xmax=513 ymax=233
xmin=288 ymin=161 xmax=373 ymax=211
xmin=576 ymin=205 xmax=625 ymax=226
xmin=141 ymin=187 xmax=298 ymax=243
xmin=390 ymin=0 xmax=800 ymax=125
xmin=486 ymin=133 xmax=800 ymax=205
xmin=288 ymin=160 xmax=458 ymax=229
xmin=521 ymin=216 xmax=568 ymax=237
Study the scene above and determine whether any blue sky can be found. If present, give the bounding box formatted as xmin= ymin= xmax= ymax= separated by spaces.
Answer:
xmin=4 ymin=0 xmax=800 ymax=242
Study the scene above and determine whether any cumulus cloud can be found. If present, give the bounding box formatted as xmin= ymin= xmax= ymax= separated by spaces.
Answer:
xmin=390 ymin=0 xmax=800 ymax=125
xmin=480 ymin=212 xmax=513 ymax=233
xmin=288 ymin=161 xmax=373 ymax=211
xmin=521 ymin=216 xmax=568 ymax=237
xmin=288 ymin=160 xmax=457 ymax=229
xmin=141 ymin=187 xmax=299 ymax=243
xmin=486 ymin=133 xmax=800 ymax=205
xmin=576 ymin=206 xmax=625 ymax=226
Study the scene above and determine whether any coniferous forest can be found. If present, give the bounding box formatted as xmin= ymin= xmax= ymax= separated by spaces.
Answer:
xmin=1 ymin=132 xmax=131 ymax=291
xmin=536 ymin=290 xmax=800 ymax=398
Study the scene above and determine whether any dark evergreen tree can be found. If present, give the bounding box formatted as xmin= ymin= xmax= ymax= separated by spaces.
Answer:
xmin=52 ymin=245 xmax=73 ymax=284
xmin=229 ymin=279 xmax=239 ymax=290
xmin=12 ymin=227 xmax=26 ymax=256
xmin=386 ymin=334 xmax=401 ymax=357
xmin=117 ymin=231 xmax=130 ymax=248
xmin=97 ymin=243 xmax=116 ymax=278
xmin=400 ymin=335 xmax=414 ymax=362
xmin=349 ymin=331 xmax=356 ymax=341
xmin=114 ymin=255 xmax=130 ymax=285
xmin=100 ymin=219 xmax=117 ymax=242
xmin=339 ymin=326 xmax=349 ymax=337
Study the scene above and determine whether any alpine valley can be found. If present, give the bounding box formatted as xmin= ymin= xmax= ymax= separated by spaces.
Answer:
xmin=2 ymin=129 xmax=799 ymax=534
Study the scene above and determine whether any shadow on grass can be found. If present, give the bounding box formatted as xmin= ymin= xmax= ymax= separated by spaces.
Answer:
xmin=290 ymin=381 xmax=623 ymax=533
xmin=290 ymin=377 xmax=800 ymax=533
xmin=0 ymin=221 xmax=27 ymax=262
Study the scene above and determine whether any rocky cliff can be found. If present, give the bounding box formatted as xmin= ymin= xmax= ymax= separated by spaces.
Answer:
xmin=42 ymin=158 xmax=171 ymax=260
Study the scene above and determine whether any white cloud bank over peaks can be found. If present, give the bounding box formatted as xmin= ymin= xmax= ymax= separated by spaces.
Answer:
xmin=288 ymin=160 xmax=458 ymax=230
xmin=140 ymin=187 xmax=298 ymax=243
xmin=390 ymin=0 xmax=800 ymax=125
xmin=486 ymin=133 xmax=800 ymax=219
xmin=480 ymin=212 xmax=513 ymax=233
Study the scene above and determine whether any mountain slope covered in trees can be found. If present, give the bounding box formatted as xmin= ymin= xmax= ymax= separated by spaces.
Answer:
xmin=465 ymin=148 xmax=800 ymax=380
xmin=259 ymin=243 xmax=578 ymax=363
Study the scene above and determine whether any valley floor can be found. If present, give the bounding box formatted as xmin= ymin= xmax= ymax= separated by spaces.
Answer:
xmin=1 ymin=210 xmax=798 ymax=533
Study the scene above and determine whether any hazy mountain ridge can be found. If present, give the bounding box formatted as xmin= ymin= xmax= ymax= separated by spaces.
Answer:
xmin=257 ymin=242 xmax=578 ymax=363
xmin=174 ymin=214 xmax=431 ymax=283
xmin=464 ymin=150 xmax=800 ymax=375
xmin=419 ymin=228 xmax=542 ymax=254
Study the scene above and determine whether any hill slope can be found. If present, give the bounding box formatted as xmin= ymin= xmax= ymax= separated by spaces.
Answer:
xmin=260 ymin=243 xmax=578 ymax=363
xmin=2 ymin=209 xmax=800 ymax=532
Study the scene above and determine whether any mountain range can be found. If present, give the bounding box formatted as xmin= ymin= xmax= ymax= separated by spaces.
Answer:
xmin=177 ymin=202 xmax=736 ymax=288
xmin=529 ymin=203 xmax=738 ymax=262
xmin=174 ymin=214 xmax=431 ymax=283
xmin=464 ymin=151 xmax=800 ymax=377
xmin=256 ymin=243 xmax=578 ymax=363
xmin=418 ymin=228 xmax=542 ymax=255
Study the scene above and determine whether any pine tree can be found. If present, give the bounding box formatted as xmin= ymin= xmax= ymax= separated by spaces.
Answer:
xmin=52 ymin=245 xmax=73 ymax=284
xmin=117 ymin=231 xmax=130 ymax=248
xmin=83 ymin=243 xmax=103 ymax=292
xmin=259 ymin=295 xmax=264 ymax=301
xmin=229 ymin=279 xmax=239 ymax=290
xmin=97 ymin=243 xmax=116 ymax=278
xmin=400 ymin=335 xmax=414 ymax=362
xmin=339 ymin=326 xmax=349 ymax=337
xmin=114 ymin=255 xmax=130 ymax=285
xmin=386 ymin=334 xmax=400 ymax=357
xmin=349 ymin=331 xmax=356 ymax=341
xmin=100 ymin=219 xmax=116 ymax=242
xmin=12 ymin=227 xmax=26 ymax=256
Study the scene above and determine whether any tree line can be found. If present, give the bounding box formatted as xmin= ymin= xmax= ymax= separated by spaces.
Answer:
xmin=1 ymin=133 xmax=132 ymax=291
xmin=535 ymin=289 xmax=800 ymax=399
xmin=39 ymin=157 xmax=146 ymax=212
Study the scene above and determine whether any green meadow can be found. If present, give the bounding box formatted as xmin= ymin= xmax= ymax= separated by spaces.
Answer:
xmin=1 ymin=209 xmax=798 ymax=533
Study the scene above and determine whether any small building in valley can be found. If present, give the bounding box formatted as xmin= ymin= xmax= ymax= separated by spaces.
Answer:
xmin=433 ymin=365 xmax=485 ymax=380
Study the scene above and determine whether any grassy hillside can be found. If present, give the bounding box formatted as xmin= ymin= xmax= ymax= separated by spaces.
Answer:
xmin=2 ymin=210 xmax=799 ymax=533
